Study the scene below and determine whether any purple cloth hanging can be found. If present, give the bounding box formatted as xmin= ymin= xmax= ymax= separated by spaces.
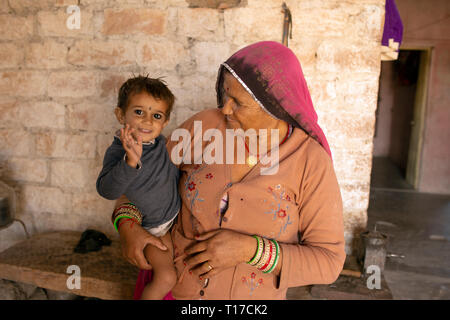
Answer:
xmin=382 ymin=0 xmax=403 ymax=48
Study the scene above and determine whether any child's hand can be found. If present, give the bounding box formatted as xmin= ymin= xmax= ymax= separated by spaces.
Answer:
xmin=120 ymin=124 xmax=143 ymax=168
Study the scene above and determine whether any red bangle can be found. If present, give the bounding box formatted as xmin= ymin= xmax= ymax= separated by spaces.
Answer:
xmin=259 ymin=240 xmax=273 ymax=271
xmin=117 ymin=218 xmax=134 ymax=231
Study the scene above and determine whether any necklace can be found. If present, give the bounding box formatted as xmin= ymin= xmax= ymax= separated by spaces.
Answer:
xmin=244 ymin=124 xmax=292 ymax=167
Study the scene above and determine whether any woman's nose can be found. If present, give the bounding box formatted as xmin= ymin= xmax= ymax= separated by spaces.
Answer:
xmin=221 ymin=98 xmax=233 ymax=116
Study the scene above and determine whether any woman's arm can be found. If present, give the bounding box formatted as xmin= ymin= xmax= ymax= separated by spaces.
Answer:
xmin=114 ymin=195 xmax=168 ymax=270
xmin=277 ymin=147 xmax=346 ymax=289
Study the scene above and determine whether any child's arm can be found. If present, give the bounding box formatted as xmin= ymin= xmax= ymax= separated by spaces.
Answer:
xmin=96 ymin=129 xmax=143 ymax=200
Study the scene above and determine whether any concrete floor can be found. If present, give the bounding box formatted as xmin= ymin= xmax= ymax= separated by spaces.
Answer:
xmin=368 ymin=157 xmax=450 ymax=299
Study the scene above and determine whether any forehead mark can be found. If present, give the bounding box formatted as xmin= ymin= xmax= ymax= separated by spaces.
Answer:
xmin=132 ymin=104 xmax=152 ymax=111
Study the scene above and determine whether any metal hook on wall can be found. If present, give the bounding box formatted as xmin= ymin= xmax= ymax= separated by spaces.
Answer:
xmin=282 ymin=2 xmax=292 ymax=47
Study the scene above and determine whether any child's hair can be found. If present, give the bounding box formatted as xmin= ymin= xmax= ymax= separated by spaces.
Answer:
xmin=117 ymin=75 xmax=175 ymax=117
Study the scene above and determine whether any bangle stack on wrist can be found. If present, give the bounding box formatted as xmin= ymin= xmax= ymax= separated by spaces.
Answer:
xmin=111 ymin=202 xmax=143 ymax=232
xmin=246 ymin=235 xmax=280 ymax=274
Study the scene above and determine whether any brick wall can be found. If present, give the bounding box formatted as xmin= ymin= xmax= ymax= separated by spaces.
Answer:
xmin=0 ymin=0 xmax=385 ymax=254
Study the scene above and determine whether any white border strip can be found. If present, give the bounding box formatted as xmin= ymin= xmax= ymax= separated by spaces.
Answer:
xmin=222 ymin=63 xmax=278 ymax=120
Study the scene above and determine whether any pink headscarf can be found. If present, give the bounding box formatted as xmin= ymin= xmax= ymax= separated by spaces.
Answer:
xmin=216 ymin=41 xmax=332 ymax=158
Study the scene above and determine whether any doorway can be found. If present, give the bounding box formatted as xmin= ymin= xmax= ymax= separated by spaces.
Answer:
xmin=371 ymin=48 xmax=431 ymax=190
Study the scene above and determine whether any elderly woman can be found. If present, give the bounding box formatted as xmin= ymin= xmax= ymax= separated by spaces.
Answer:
xmin=115 ymin=41 xmax=345 ymax=299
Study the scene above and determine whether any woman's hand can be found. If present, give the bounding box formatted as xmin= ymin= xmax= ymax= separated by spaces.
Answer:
xmin=183 ymin=229 xmax=256 ymax=279
xmin=118 ymin=219 xmax=167 ymax=270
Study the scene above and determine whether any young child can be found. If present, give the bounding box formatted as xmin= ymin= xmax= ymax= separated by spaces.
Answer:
xmin=96 ymin=75 xmax=180 ymax=300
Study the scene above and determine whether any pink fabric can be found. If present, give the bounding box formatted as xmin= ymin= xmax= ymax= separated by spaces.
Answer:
xmin=133 ymin=269 xmax=175 ymax=300
xmin=217 ymin=41 xmax=332 ymax=159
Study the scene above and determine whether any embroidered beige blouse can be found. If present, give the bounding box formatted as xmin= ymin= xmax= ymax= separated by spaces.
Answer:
xmin=166 ymin=108 xmax=345 ymax=300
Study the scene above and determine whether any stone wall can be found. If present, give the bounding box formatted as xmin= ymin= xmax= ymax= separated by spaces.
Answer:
xmin=0 ymin=0 xmax=385 ymax=254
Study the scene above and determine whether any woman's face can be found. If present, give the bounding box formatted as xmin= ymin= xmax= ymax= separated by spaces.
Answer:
xmin=221 ymin=71 xmax=280 ymax=132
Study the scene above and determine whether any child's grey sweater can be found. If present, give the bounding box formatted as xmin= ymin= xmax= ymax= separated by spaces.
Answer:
xmin=96 ymin=135 xmax=180 ymax=229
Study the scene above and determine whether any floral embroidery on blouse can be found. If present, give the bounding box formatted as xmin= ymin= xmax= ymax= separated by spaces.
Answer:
xmin=263 ymin=184 xmax=293 ymax=238
xmin=277 ymin=208 xmax=287 ymax=218
xmin=241 ymin=272 xmax=263 ymax=295
xmin=205 ymin=173 xmax=213 ymax=179
xmin=187 ymin=181 xmax=196 ymax=191
xmin=184 ymin=165 xmax=206 ymax=208
xmin=184 ymin=165 xmax=206 ymax=235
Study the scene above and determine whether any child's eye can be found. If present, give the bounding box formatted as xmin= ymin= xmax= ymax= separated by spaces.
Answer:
xmin=134 ymin=109 xmax=143 ymax=116
xmin=153 ymin=113 xmax=162 ymax=120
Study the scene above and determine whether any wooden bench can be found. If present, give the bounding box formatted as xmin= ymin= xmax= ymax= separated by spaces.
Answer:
xmin=0 ymin=231 xmax=139 ymax=300
xmin=0 ymin=231 xmax=393 ymax=300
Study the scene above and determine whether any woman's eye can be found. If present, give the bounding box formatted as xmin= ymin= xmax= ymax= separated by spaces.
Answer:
xmin=153 ymin=114 xmax=162 ymax=120
xmin=134 ymin=110 xmax=143 ymax=116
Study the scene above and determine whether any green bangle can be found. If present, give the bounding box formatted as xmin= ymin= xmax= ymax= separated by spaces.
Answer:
xmin=113 ymin=214 xmax=137 ymax=232
xmin=264 ymin=239 xmax=280 ymax=274
xmin=247 ymin=235 xmax=261 ymax=265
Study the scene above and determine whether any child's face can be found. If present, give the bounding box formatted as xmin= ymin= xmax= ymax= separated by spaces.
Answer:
xmin=115 ymin=91 xmax=169 ymax=143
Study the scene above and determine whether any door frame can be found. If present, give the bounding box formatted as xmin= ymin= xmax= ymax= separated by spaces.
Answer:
xmin=402 ymin=47 xmax=432 ymax=189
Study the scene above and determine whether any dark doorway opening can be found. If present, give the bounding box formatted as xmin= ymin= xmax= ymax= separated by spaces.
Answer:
xmin=371 ymin=49 xmax=427 ymax=190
